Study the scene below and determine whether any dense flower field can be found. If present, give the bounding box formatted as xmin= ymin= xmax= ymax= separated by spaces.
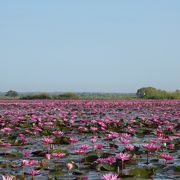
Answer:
xmin=0 ymin=100 xmax=179 ymax=180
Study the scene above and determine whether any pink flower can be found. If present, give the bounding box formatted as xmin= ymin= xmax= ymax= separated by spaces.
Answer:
xmin=1 ymin=128 xmax=12 ymax=133
xmin=143 ymin=143 xmax=160 ymax=151
xmin=101 ymin=173 xmax=120 ymax=180
xmin=28 ymin=160 xmax=38 ymax=166
xmin=161 ymin=153 xmax=173 ymax=161
xmin=90 ymin=127 xmax=98 ymax=132
xmin=22 ymin=160 xmax=29 ymax=166
xmin=97 ymin=156 xmax=116 ymax=165
xmin=80 ymin=145 xmax=89 ymax=151
xmin=107 ymin=132 xmax=119 ymax=139
xmin=19 ymin=134 xmax=26 ymax=139
xmin=69 ymin=137 xmax=78 ymax=143
xmin=52 ymin=130 xmax=64 ymax=136
xmin=45 ymin=153 xmax=51 ymax=160
xmin=106 ymin=156 xmax=116 ymax=165
xmin=66 ymin=163 xmax=73 ymax=171
xmin=26 ymin=170 xmax=40 ymax=176
xmin=158 ymin=137 xmax=169 ymax=142
xmin=125 ymin=144 xmax=134 ymax=151
xmin=115 ymin=153 xmax=131 ymax=161
xmin=42 ymin=137 xmax=53 ymax=145
xmin=75 ymin=149 xmax=85 ymax=155
xmin=52 ymin=152 xmax=66 ymax=158
xmin=22 ymin=152 xmax=31 ymax=158
xmin=22 ymin=160 xmax=37 ymax=166
xmin=121 ymin=133 xmax=131 ymax=139
xmin=2 ymin=175 xmax=16 ymax=180
xmin=1 ymin=142 xmax=11 ymax=148
xmin=168 ymin=143 xmax=174 ymax=149
xmin=120 ymin=138 xmax=130 ymax=144
xmin=94 ymin=144 xmax=104 ymax=150
xmin=91 ymin=136 xmax=97 ymax=143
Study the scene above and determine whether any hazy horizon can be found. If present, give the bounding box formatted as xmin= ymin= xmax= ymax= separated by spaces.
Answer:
xmin=0 ymin=0 xmax=180 ymax=93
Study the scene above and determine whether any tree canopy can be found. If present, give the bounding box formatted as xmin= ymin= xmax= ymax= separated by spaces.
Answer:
xmin=5 ymin=90 xmax=18 ymax=97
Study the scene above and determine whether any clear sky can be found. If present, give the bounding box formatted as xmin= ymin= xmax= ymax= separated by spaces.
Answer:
xmin=0 ymin=0 xmax=180 ymax=93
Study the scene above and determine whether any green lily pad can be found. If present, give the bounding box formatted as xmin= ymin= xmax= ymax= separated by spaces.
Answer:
xmin=96 ymin=163 xmax=116 ymax=171
xmin=129 ymin=167 xmax=156 ymax=178
xmin=175 ymin=166 xmax=180 ymax=172
xmin=53 ymin=137 xmax=70 ymax=145
xmin=0 ymin=152 xmax=23 ymax=160
xmin=81 ymin=154 xmax=99 ymax=163
xmin=48 ymin=165 xmax=64 ymax=177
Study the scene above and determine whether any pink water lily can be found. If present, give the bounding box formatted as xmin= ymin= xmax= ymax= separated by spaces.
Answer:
xmin=125 ymin=144 xmax=135 ymax=151
xmin=1 ymin=128 xmax=12 ymax=133
xmin=66 ymin=162 xmax=73 ymax=171
xmin=115 ymin=153 xmax=131 ymax=161
xmin=80 ymin=144 xmax=89 ymax=151
xmin=101 ymin=173 xmax=120 ymax=180
xmin=2 ymin=175 xmax=16 ymax=180
xmin=161 ymin=153 xmax=173 ymax=165
xmin=143 ymin=143 xmax=161 ymax=164
xmin=22 ymin=159 xmax=37 ymax=166
xmin=45 ymin=153 xmax=51 ymax=160
xmin=42 ymin=137 xmax=53 ymax=145
xmin=116 ymin=153 xmax=131 ymax=172
xmin=26 ymin=170 xmax=40 ymax=176
xmin=52 ymin=152 xmax=66 ymax=158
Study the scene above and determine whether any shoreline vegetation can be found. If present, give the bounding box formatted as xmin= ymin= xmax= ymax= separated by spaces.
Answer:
xmin=0 ymin=87 xmax=180 ymax=100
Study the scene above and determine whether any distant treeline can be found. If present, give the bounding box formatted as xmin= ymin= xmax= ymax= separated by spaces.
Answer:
xmin=0 ymin=87 xmax=180 ymax=100
xmin=136 ymin=87 xmax=180 ymax=99
xmin=20 ymin=92 xmax=136 ymax=100
xmin=20 ymin=92 xmax=80 ymax=100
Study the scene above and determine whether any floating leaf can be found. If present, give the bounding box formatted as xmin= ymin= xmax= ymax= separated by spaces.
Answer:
xmin=53 ymin=137 xmax=70 ymax=145
xmin=129 ymin=167 xmax=156 ymax=178
xmin=96 ymin=163 xmax=119 ymax=172
xmin=175 ymin=166 xmax=180 ymax=172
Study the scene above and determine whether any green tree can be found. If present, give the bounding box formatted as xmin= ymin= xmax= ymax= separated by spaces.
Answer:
xmin=57 ymin=92 xmax=80 ymax=100
xmin=136 ymin=87 xmax=158 ymax=99
xmin=5 ymin=90 xmax=18 ymax=97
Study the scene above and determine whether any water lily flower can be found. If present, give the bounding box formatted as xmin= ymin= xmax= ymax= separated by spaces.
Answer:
xmin=45 ymin=153 xmax=51 ymax=160
xmin=26 ymin=170 xmax=40 ymax=176
xmin=91 ymin=136 xmax=97 ymax=143
xmin=115 ymin=153 xmax=131 ymax=161
xmin=66 ymin=162 xmax=73 ymax=171
xmin=22 ymin=160 xmax=37 ymax=166
xmin=1 ymin=142 xmax=11 ymax=148
xmin=52 ymin=130 xmax=64 ymax=136
xmin=69 ymin=137 xmax=78 ymax=143
xmin=22 ymin=151 xmax=31 ymax=158
xmin=94 ymin=143 xmax=104 ymax=150
xmin=125 ymin=144 xmax=135 ymax=151
xmin=75 ymin=149 xmax=85 ymax=155
xmin=52 ymin=152 xmax=66 ymax=158
xmin=116 ymin=153 xmax=131 ymax=171
xmin=1 ymin=128 xmax=12 ymax=133
xmin=101 ymin=173 xmax=120 ymax=180
xmin=2 ymin=175 xmax=16 ymax=180
xmin=80 ymin=144 xmax=89 ymax=151
xmin=161 ymin=153 xmax=173 ymax=164
xmin=42 ymin=137 xmax=53 ymax=145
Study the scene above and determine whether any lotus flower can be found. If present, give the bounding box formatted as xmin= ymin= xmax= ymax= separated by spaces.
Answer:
xmin=101 ymin=173 xmax=120 ymax=180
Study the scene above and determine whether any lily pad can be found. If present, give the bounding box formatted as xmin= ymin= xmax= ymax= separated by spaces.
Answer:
xmin=53 ymin=137 xmax=70 ymax=145
xmin=96 ymin=162 xmax=119 ymax=172
xmin=175 ymin=166 xmax=180 ymax=172
xmin=81 ymin=154 xmax=99 ymax=163
xmin=129 ymin=167 xmax=156 ymax=178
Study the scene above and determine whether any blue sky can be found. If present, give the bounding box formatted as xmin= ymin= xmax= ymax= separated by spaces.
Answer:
xmin=0 ymin=0 xmax=180 ymax=92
